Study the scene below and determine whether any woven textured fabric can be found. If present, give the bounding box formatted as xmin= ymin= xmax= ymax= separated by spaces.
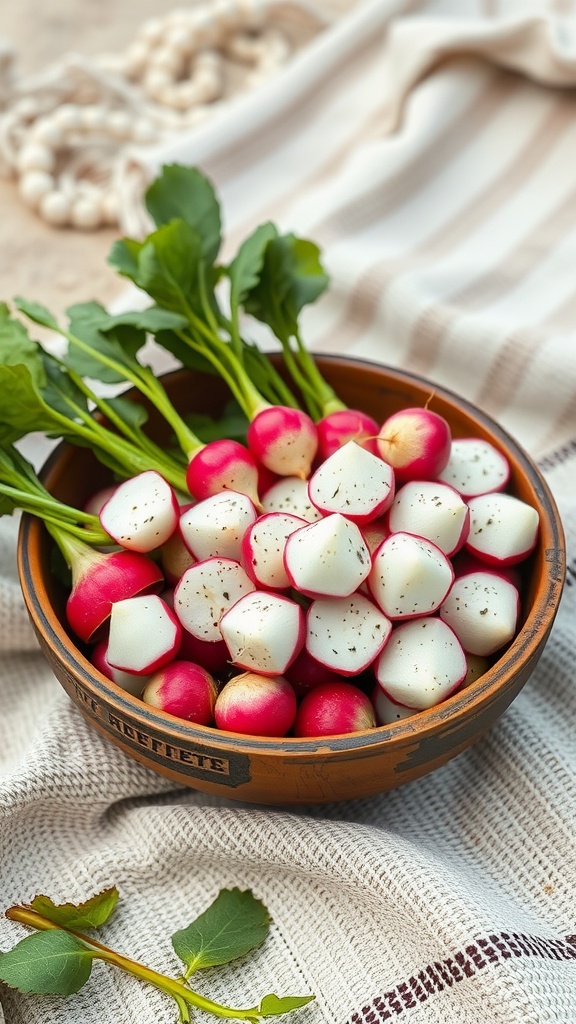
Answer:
xmin=1 ymin=2 xmax=575 ymax=1023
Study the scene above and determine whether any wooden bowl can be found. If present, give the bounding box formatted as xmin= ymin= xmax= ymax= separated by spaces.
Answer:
xmin=17 ymin=357 xmax=565 ymax=804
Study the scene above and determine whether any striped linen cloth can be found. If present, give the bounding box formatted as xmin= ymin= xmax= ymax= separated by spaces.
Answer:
xmin=1 ymin=2 xmax=575 ymax=1023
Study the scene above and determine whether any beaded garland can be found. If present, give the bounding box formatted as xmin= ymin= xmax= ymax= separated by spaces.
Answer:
xmin=0 ymin=0 xmax=331 ymax=231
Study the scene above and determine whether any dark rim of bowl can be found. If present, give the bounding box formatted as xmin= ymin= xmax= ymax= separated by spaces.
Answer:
xmin=17 ymin=355 xmax=566 ymax=757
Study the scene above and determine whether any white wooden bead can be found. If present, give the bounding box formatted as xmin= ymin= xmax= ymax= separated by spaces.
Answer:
xmin=124 ymin=41 xmax=151 ymax=78
xmin=53 ymin=104 xmax=82 ymax=130
xmin=107 ymin=109 xmax=133 ymax=138
xmin=165 ymin=25 xmax=194 ymax=54
xmin=19 ymin=170 xmax=55 ymax=207
xmin=213 ymin=0 xmax=241 ymax=31
xmin=17 ymin=143 xmax=56 ymax=174
xmin=13 ymin=96 xmax=41 ymax=120
xmin=131 ymin=118 xmax=158 ymax=144
xmin=150 ymin=46 xmax=182 ymax=75
xmin=79 ymin=105 xmax=109 ymax=131
xmin=139 ymin=18 xmax=165 ymax=44
xmin=188 ymin=8 xmax=219 ymax=45
xmin=100 ymin=191 xmax=119 ymax=225
xmin=144 ymin=68 xmax=173 ymax=98
xmin=30 ymin=118 xmax=64 ymax=149
xmin=71 ymin=196 xmax=102 ymax=230
xmin=237 ymin=0 xmax=265 ymax=29
xmin=40 ymin=191 xmax=71 ymax=226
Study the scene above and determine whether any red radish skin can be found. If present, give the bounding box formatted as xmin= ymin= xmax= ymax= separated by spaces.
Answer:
xmin=214 ymin=672 xmax=297 ymax=737
xmin=186 ymin=439 xmax=261 ymax=506
xmin=387 ymin=480 xmax=469 ymax=557
xmin=91 ymin=638 xmax=149 ymax=696
xmin=66 ymin=548 xmax=164 ymax=643
xmin=377 ymin=407 xmax=451 ymax=481
xmin=141 ymin=661 xmax=218 ymax=725
xmin=285 ymin=648 xmax=342 ymax=697
xmin=316 ymin=409 xmax=380 ymax=460
xmin=219 ymin=591 xmax=305 ymax=676
xmin=107 ymin=594 xmax=182 ymax=675
xmin=307 ymin=441 xmax=395 ymax=525
xmin=99 ymin=470 xmax=179 ymax=552
xmin=241 ymin=512 xmax=307 ymax=590
xmin=247 ymin=406 xmax=318 ymax=479
xmin=452 ymin=548 xmax=522 ymax=590
xmin=173 ymin=557 xmax=256 ymax=642
xmin=465 ymin=492 xmax=539 ymax=567
xmin=293 ymin=681 xmax=376 ymax=737
xmin=438 ymin=438 xmax=510 ymax=497
xmin=178 ymin=630 xmax=231 ymax=675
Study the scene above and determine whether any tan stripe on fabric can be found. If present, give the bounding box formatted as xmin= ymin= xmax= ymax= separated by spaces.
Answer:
xmin=476 ymin=287 xmax=576 ymax=412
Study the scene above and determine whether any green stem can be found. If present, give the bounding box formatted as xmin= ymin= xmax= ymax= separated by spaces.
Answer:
xmin=293 ymin=329 xmax=345 ymax=416
xmin=6 ymin=907 xmax=266 ymax=1021
xmin=0 ymin=483 xmax=97 ymax=526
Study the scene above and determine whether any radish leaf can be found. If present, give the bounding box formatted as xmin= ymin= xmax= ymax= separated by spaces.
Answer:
xmin=29 ymin=888 xmax=119 ymax=930
xmin=258 ymin=994 xmax=316 ymax=1017
xmin=0 ymin=930 xmax=93 ymax=995
xmin=145 ymin=164 xmax=222 ymax=266
xmin=171 ymin=887 xmax=270 ymax=975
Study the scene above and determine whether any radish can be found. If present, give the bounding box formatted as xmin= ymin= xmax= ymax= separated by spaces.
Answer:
xmin=241 ymin=511 xmax=307 ymax=590
xmin=439 ymin=571 xmax=520 ymax=656
xmin=284 ymin=648 xmax=342 ymax=697
xmin=141 ymin=661 xmax=218 ymax=725
xmin=377 ymin=407 xmax=451 ymax=481
xmin=247 ymin=405 xmax=318 ymax=479
xmin=361 ymin=518 xmax=389 ymax=556
xmin=293 ymin=681 xmax=376 ymax=737
xmin=316 ymin=409 xmax=380 ymax=460
xmin=99 ymin=470 xmax=179 ymax=553
xmin=284 ymin=513 xmax=371 ymax=598
xmin=461 ymin=653 xmax=490 ymax=688
xmin=161 ymin=529 xmax=196 ymax=587
xmin=91 ymin=638 xmax=149 ymax=696
xmin=179 ymin=490 xmax=258 ymax=562
xmin=305 ymin=593 xmax=392 ymax=676
xmin=107 ymin=594 xmax=182 ymax=675
xmin=173 ymin=557 xmax=255 ymax=642
xmin=219 ymin=591 xmax=305 ymax=676
xmin=372 ymin=686 xmax=417 ymax=725
xmin=452 ymin=548 xmax=522 ymax=589
xmin=65 ymin=544 xmax=164 ymax=643
xmin=437 ymin=438 xmax=510 ymax=497
xmin=214 ymin=671 xmax=297 ymax=737
xmin=466 ymin=492 xmax=539 ymax=566
xmin=178 ymin=630 xmax=231 ymax=675
xmin=261 ymin=477 xmax=322 ymax=522
xmin=307 ymin=441 xmax=395 ymax=524
xmin=186 ymin=438 xmax=262 ymax=506
xmin=375 ymin=617 xmax=467 ymax=710
xmin=83 ymin=484 xmax=117 ymax=517
xmin=368 ymin=532 xmax=454 ymax=620
xmin=387 ymin=480 xmax=469 ymax=556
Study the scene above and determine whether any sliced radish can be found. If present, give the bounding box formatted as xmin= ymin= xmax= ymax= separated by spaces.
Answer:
xmin=307 ymin=440 xmax=395 ymax=524
xmin=179 ymin=490 xmax=258 ymax=561
xmin=439 ymin=571 xmax=520 ymax=656
xmin=437 ymin=438 xmax=510 ymax=497
xmin=219 ymin=591 xmax=305 ymax=676
xmin=305 ymin=593 xmax=392 ymax=676
xmin=261 ymin=476 xmax=322 ymax=522
xmin=173 ymin=557 xmax=255 ymax=642
xmin=368 ymin=532 xmax=454 ymax=620
xmin=452 ymin=548 xmax=522 ymax=589
xmin=375 ymin=617 xmax=467 ymax=709
xmin=161 ymin=529 xmax=196 ymax=587
xmin=293 ymin=681 xmax=376 ymax=737
xmin=241 ymin=512 xmax=307 ymax=590
xmin=284 ymin=513 xmax=371 ymax=598
xmin=466 ymin=492 xmax=539 ymax=566
xmin=66 ymin=548 xmax=164 ymax=643
xmin=377 ymin=407 xmax=451 ymax=481
xmin=372 ymin=686 xmax=417 ymax=725
xmin=91 ymin=637 xmax=149 ymax=696
xmin=214 ymin=671 xmax=297 ymax=737
xmin=141 ymin=661 xmax=218 ymax=725
xmin=107 ymin=594 xmax=181 ymax=675
xmin=388 ymin=480 xmax=469 ymax=556
xmin=83 ymin=484 xmax=118 ymax=517
xmin=316 ymin=409 xmax=380 ymax=460
xmin=99 ymin=470 xmax=179 ymax=552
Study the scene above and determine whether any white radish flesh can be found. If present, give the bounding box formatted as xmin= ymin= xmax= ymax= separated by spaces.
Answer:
xmin=372 ymin=687 xmax=417 ymax=725
xmin=375 ymin=617 xmax=467 ymax=709
xmin=466 ymin=492 xmax=539 ymax=566
xmin=99 ymin=470 xmax=179 ymax=552
xmin=308 ymin=440 xmax=395 ymax=524
xmin=161 ymin=529 xmax=196 ymax=587
xmin=284 ymin=513 xmax=371 ymax=598
xmin=368 ymin=532 xmax=454 ymax=620
xmin=261 ymin=477 xmax=322 ymax=522
xmin=241 ymin=512 xmax=307 ymax=590
xmin=179 ymin=490 xmax=258 ymax=561
xmin=219 ymin=591 xmax=304 ymax=676
xmin=174 ymin=557 xmax=255 ymax=642
xmin=438 ymin=438 xmax=509 ymax=497
xmin=107 ymin=594 xmax=182 ymax=675
xmin=439 ymin=571 xmax=520 ymax=656
xmin=91 ymin=638 xmax=149 ymax=696
xmin=388 ymin=480 xmax=469 ymax=556
xmin=306 ymin=593 xmax=392 ymax=676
